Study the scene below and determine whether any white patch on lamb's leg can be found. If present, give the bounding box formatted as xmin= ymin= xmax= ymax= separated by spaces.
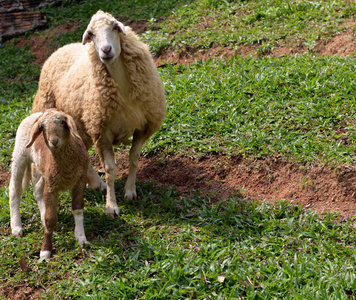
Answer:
xmin=73 ymin=209 xmax=87 ymax=246
xmin=125 ymin=134 xmax=146 ymax=200
xmin=40 ymin=251 xmax=51 ymax=259
xmin=9 ymin=161 xmax=27 ymax=237
xmin=33 ymin=175 xmax=45 ymax=226
xmin=87 ymin=164 xmax=107 ymax=191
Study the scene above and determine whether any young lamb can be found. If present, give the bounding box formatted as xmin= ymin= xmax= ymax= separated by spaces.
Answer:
xmin=9 ymin=109 xmax=89 ymax=259
xmin=31 ymin=10 xmax=166 ymax=217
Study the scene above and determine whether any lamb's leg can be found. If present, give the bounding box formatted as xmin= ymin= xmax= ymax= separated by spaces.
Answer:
xmin=97 ymin=142 xmax=119 ymax=217
xmin=40 ymin=186 xmax=58 ymax=259
xmin=9 ymin=161 xmax=29 ymax=237
xmin=33 ymin=174 xmax=45 ymax=226
xmin=125 ymin=130 xmax=147 ymax=200
xmin=87 ymin=164 xmax=107 ymax=191
xmin=71 ymin=179 xmax=87 ymax=246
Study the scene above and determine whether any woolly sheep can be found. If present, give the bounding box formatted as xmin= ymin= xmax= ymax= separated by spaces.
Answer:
xmin=32 ymin=10 xmax=166 ymax=217
xmin=9 ymin=109 xmax=89 ymax=259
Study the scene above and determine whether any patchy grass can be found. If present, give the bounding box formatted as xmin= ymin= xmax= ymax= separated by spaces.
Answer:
xmin=2 ymin=55 xmax=356 ymax=167
xmin=141 ymin=0 xmax=356 ymax=55
xmin=2 ymin=181 xmax=356 ymax=299
xmin=149 ymin=55 xmax=356 ymax=165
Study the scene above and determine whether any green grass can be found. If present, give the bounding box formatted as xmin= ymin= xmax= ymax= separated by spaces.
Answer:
xmin=2 ymin=182 xmax=356 ymax=299
xmin=149 ymin=55 xmax=356 ymax=164
xmin=141 ymin=0 xmax=356 ymax=56
xmin=2 ymin=55 xmax=356 ymax=167
xmin=1 ymin=0 xmax=356 ymax=298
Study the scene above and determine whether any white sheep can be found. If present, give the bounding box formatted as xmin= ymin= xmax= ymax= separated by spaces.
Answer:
xmin=32 ymin=10 xmax=166 ymax=217
xmin=9 ymin=109 xmax=89 ymax=259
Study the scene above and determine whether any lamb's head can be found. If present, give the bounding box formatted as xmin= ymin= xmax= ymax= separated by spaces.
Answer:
xmin=82 ymin=10 xmax=126 ymax=64
xmin=26 ymin=109 xmax=81 ymax=150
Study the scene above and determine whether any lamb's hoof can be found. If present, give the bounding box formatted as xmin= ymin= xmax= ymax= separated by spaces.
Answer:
xmin=40 ymin=250 xmax=51 ymax=260
xmin=106 ymin=205 xmax=119 ymax=217
xmin=12 ymin=227 xmax=23 ymax=237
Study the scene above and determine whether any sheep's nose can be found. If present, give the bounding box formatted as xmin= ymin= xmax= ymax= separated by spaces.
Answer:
xmin=101 ymin=45 xmax=112 ymax=54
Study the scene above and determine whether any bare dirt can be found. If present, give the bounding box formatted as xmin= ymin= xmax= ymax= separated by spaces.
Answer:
xmin=3 ymin=20 xmax=356 ymax=223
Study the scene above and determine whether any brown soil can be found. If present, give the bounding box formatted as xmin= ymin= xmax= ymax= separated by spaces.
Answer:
xmin=91 ymin=151 xmax=356 ymax=220
xmin=3 ymin=19 xmax=356 ymax=223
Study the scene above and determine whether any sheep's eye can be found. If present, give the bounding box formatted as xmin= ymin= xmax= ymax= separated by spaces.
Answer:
xmin=61 ymin=120 xmax=66 ymax=125
xmin=39 ymin=124 xmax=44 ymax=130
xmin=87 ymin=31 xmax=94 ymax=37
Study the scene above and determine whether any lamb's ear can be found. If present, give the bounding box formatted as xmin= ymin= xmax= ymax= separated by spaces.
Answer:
xmin=82 ymin=30 xmax=92 ymax=45
xmin=66 ymin=115 xmax=82 ymax=140
xmin=113 ymin=21 xmax=126 ymax=35
xmin=26 ymin=120 xmax=42 ymax=148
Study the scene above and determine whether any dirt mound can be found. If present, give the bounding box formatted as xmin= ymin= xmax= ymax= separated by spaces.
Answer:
xmin=82 ymin=151 xmax=356 ymax=219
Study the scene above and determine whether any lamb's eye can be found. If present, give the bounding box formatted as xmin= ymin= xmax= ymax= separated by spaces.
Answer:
xmin=61 ymin=120 xmax=66 ymax=125
xmin=39 ymin=124 xmax=44 ymax=130
xmin=87 ymin=31 xmax=94 ymax=37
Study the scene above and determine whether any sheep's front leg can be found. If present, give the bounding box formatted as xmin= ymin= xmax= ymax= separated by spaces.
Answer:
xmin=40 ymin=186 xmax=58 ymax=259
xmin=125 ymin=130 xmax=147 ymax=200
xmin=71 ymin=178 xmax=87 ymax=246
xmin=97 ymin=141 xmax=119 ymax=216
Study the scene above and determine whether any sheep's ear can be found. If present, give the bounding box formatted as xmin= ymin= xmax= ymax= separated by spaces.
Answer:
xmin=82 ymin=30 xmax=91 ymax=45
xmin=66 ymin=115 xmax=82 ymax=141
xmin=113 ymin=21 xmax=126 ymax=35
xmin=26 ymin=120 xmax=42 ymax=148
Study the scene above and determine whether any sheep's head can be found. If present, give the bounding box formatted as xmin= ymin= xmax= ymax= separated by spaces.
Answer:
xmin=26 ymin=109 xmax=81 ymax=150
xmin=82 ymin=10 xmax=126 ymax=64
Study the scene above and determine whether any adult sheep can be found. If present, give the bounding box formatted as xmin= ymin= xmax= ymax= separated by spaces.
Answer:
xmin=32 ymin=10 xmax=166 ymax=216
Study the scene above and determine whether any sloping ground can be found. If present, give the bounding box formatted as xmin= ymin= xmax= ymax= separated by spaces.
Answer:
xmin=2 ymin=21 xmax=356 ymax=220
xmin=92 ymin=151 xmax=356 ymax=220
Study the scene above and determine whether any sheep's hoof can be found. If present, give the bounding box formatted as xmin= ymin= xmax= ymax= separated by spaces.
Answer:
xmin=106 ymin=205 xmax=119 ymax=217
xmin=77 ymin=237 xmax=87 ymax=247
xmin=124 ymin=190 xmax=137 ymax=201
xmin=98 ymin=182 xmax=107 ymax=192
xmin=40 ymin=250 xmax=51 ymax=260
xmin=12 ymin=227 xmax=23 ymax=237
xmin=88 ymin=178 xmax=107 ymax=192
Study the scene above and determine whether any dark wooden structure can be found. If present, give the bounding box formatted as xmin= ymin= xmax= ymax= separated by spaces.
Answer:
xmin=0 ymin=0 xmax=61 ymax=41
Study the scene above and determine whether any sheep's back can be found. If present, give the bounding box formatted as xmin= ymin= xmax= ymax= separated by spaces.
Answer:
xmin=32 ymin=43 xmax=90 ymax=113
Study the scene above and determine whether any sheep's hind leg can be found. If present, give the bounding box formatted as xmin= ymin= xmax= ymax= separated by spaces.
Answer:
xmin=33 ymin=174 xmax=45 ymax=226
xmin=9 ymin=161 xmax=28 ymax=237
xmin=97 ymin=143 xmax=119 ymax=217
xmin=125 ymin=130 xmax=147 ymax=200
xmin=87 ymin=164 xmax=107 ymax=191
